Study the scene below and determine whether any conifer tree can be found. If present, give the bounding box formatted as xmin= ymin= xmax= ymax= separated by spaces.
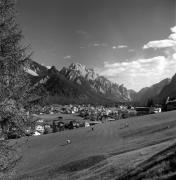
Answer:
xmin=146 ymin=98 xmax=154 ymax=107
xmin=0 ymin=0 xmax=31 ymax=176
xmin=0 ymin=0 xmax=30 ymax=103
xmin=0 ymin=0 xmax=31 ymax=136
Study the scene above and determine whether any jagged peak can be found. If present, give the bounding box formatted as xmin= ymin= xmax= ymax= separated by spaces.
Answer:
xmin=69 ymin=62 xmax=86 ymax=70
xmin=62 ymin=62 xmax=98 ymax=81
xmin=68 ymin=62 xmax=95 ymax=73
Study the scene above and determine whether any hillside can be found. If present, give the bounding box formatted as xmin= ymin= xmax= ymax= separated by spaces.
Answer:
xmin=13 ymin=110 xmax=176 ymax=180
xmin=133 ymin=73 xmax=176 ymax=106
xmin=119 ymin=140 xmax=176 ymax=180
xmin=159 ymin=73 xmax=176 ymax=102
xmin=134 ymin=78 xmax=171 ymax=106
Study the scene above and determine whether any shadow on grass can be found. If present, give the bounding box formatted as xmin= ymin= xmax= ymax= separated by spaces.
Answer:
xmin=56 ymin=155 xmax=106 ymax=173
xmin=15 ymin=155 xmax=107 ymax=180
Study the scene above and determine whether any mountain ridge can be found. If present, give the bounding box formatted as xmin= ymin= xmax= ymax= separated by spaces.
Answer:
xmin=25 ymin=60 xmax=176 ymax=106
xmin=60 ymin=62 xmax=133 ymax=101
xmin=26 ymin=60 xmax=135 ymax=104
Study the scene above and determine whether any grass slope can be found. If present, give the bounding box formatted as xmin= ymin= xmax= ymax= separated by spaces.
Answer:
xmin=13 ymin=110 xmax=176 ymax=180
xmin=118 ymin=141 xmax=176 ymax=180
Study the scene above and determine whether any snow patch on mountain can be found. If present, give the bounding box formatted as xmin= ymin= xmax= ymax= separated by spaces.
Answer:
xmin=24 ymin=67 xmax=39 ymax=76
xmin=46 ymin=66 xmax=51 ymax=69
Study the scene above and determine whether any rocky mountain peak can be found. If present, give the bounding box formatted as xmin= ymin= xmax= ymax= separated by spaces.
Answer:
xmin=69 ymin=63 xmax=86 ymax=71
xmin=61 ymin=62 xmax=98 ymax=81
xmin=59 ymin=62 xmax=134 ymax=101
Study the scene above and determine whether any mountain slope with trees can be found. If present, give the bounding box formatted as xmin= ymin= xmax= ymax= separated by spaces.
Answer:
xmin=133 ymin=78 xmax=171 ymax=106
xmin=158 ymin=73 xmax=176 ymax=102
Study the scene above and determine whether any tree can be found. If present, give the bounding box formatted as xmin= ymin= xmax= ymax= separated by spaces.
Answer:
xmin=0 ymin=0 xmax=32 ymax=126
xmin=161 ymin=97 xmax=168 ymax=111
xmin=0 ymin=0 xmax=31 ymax=103
xmin=146 ymin=98 xmax=154 ymax=107
xmin=0 ymin=0 xmax=31 ymax=177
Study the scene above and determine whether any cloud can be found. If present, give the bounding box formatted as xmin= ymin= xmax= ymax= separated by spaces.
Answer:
xmin=129 ymin=49 xmax=135 ymax=52
xmin=112 ymin=45 xmax=128 ymax=50
xmin=171 ymin=26 xmax=176 ymax=33
xmin=99 ymin=55 xmax=176 ymax=91
xmin=64 ymin=55 xmax=71 ymax=60
xmin=172 ymin=53 xmax=176 ymax=60
xmin=87 ymin=42 xmax=108 ymax=48
xmin=143 ymin=26 xmax=176 ymax=49
xmin=143 ymin=39 xmax=176 ymax=49
xmin=169 ymin=33 xmax=176 ymax=40
xmin=117 ymin=45 xmax=128 ymax=49
xmin=97 ymin=25 xmax=176 ymax=91
xmin=93 ymin=43 xmax=101 ymax=47
xmin=102 ymin=56 xmax=167 ymax=75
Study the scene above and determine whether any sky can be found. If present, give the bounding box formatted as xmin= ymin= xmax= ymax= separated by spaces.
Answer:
xmin=16 ymin=0 xmax=176 ymax=91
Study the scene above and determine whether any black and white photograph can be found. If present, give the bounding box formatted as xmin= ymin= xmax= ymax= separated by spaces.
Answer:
xmin=0 ymin=0 xmax=176 ymax=179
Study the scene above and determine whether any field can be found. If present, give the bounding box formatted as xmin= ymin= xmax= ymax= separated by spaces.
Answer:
xmin=12 ymin=110 xmax=176 ymax=180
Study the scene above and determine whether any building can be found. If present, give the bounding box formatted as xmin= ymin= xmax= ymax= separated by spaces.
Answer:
xmin=35 ymin=125 xmax=45 ymax=133
xmin=135 ymin=107 xmax=150 ymax=116
xmin=84 ymin=122 xmax=90 ymax=127
xmin=166 ymin=97 xmax=176 ymax=111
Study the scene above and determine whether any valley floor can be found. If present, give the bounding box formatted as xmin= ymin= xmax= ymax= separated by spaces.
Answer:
xmin=12 ymin=110 xmax=176 ymax=180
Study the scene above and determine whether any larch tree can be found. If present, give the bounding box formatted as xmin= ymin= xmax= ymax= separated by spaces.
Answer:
xmin=0 ymin=0 xmax=32 ymax=177
xmin=0 ymin=0 xmax=33 ymax=136
xmin=0 ymin=0 xmax=31 ymax=103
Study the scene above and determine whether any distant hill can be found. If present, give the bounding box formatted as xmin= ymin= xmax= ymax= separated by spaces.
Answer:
xmin=134 ymin=78 xmax=171 ymax=106
xmin=158 ymin=73 xmax=176 ymax=102
xmin=133 ymin=73 xmax=176 ymax=106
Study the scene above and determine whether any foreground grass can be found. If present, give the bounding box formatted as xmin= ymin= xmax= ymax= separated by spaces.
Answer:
xmin=13 ymin=110 xmax=176 ymax=179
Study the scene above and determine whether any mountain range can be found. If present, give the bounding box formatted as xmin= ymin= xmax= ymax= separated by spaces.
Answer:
xmin=26 ymin=60 xmax=135 ymax=104
xmin=25 ymin=59 xmax=176 ymax=105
